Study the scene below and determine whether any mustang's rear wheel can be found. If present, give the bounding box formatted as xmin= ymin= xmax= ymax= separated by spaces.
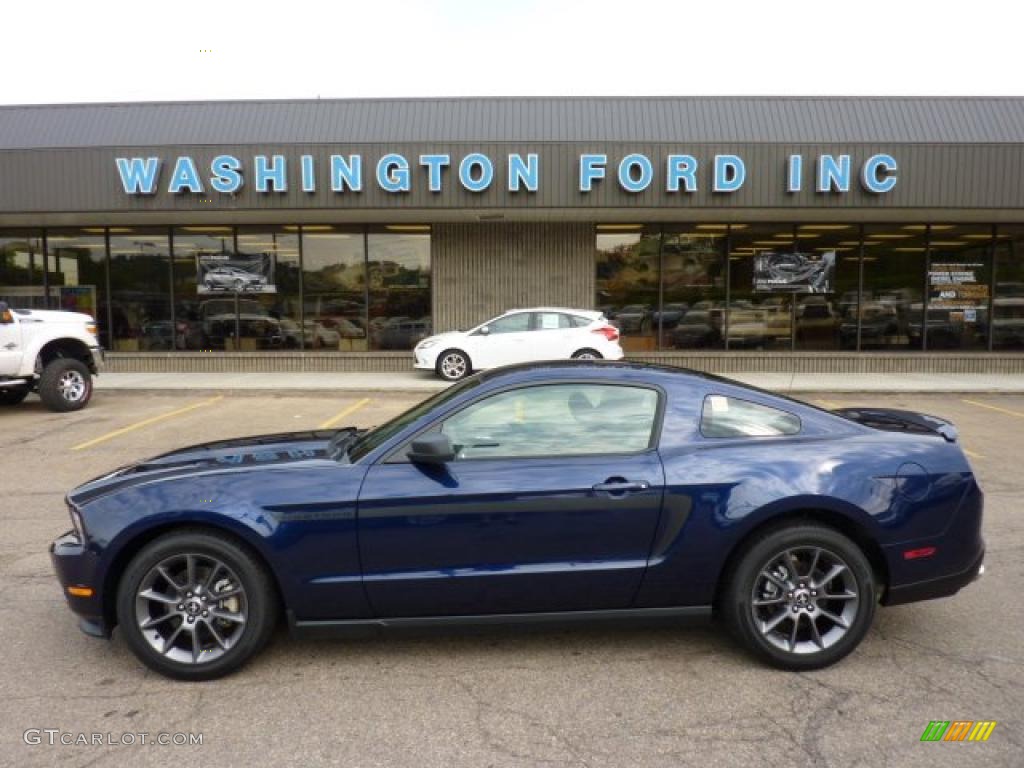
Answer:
xmin=722 ymin=523 xmax=876 ymax=670
xmin=116 ymin=530 xmax=277 ymax=681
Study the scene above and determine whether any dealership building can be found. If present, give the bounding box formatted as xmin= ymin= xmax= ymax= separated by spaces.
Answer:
xmin=1 ymin=96 xmax=1023 ymax=373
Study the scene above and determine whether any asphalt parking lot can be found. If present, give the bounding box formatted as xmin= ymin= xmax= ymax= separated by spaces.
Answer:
xmin=1 ymin=389 xmax=1021 ymax=767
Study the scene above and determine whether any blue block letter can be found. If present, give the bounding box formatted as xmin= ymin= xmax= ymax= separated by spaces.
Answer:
xmin=419 ymin=154 xmax=450 ymax=192
xmin=713 ymin=155 xmax=746 ymax=193
xmin=666 ymin=155 xmax=697 ymax=192
xmin=167 ymin=156 xmax=204 ymax=194
xmin=861 ymin=154 xmax=898 ymax=193
xmin=579 ymin=154 xmax=607 ymax=192
xmin=116 ymin=157 xmax=161 ymax=195
xmin=508 ymin=153 xmax=539 ymax=192
xmin=330 ymin=155 xmax=362 ymax=192
xmin=210 ymin=155 xmax=242 ymax=194
xmin=377 ymin=154 xmax=410 ymax=192
xmin=817 ymin=154 xmax=851 ymax=193
xmin=255 ymin=155 xmax=288 ymax=193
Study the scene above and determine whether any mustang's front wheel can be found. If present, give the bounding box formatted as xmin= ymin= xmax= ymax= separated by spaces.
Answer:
xmin=116 ymin=530 xmax=278 ymax=681
xmin=722 ymin=523 xmax=876 ymax=670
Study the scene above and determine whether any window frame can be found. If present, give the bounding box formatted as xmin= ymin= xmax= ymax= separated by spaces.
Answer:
xmin=698 ymin=394 xmax=802 ymax=440
xmin=382 ymin=379 xmax=667 ymax=464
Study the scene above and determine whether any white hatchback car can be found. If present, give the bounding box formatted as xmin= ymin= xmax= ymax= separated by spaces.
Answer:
xmin=414 ymin=308 xmax=624 ymax=381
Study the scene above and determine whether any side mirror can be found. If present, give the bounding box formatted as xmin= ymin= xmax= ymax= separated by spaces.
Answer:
xmin=477 ymin=325 xmax=490 ymax=336
xmin=407 ymin=433 xmax=456 ymax=465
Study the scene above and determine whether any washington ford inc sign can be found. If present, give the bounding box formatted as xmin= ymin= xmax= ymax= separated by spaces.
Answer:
xmin=115 ymin=151 xmax=899 ymax=197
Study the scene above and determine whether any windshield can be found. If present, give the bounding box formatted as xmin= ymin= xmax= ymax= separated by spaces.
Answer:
xmin=347 ymin=377 xmax=481 ymax=461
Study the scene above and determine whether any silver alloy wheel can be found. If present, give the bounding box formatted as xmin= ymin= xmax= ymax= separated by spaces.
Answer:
xmin=575 ymin=351 xmax=598 ymax=359
xmin=440 ymin=352 xmax=467 ymax=379
xmin=57 ymin=370 xmax=87 ymax=403
xmin=751 ymin=546 xmax=859 ymax=655
xmin=135 ymin=553 xmax=248 ymax=665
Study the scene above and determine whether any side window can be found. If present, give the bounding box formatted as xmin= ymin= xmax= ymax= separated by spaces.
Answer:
xmin=535 ymin=312 xmax=571 ymax=330
xmin=570 ymin=315 xmax=592 ymax=328
xmin=441 ymin=384 xmax=659 ymax=459
xmin=487 ymin=313 xmax=531 ymax=334
xmin=700 ymin=395 xmax=801 ymax=438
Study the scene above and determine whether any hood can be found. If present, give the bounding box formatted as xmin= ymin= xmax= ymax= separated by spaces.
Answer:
xmin=418 ymin=330 xmax=466 ymax=346
xmin=68 ymin=428 xmax=359 ymax=506
xmin=13 ymin=308 xmax=93 ymax=324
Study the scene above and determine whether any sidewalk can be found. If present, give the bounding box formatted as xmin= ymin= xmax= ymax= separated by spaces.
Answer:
xmin=93 ymin=371 xmax=1024 ymax=394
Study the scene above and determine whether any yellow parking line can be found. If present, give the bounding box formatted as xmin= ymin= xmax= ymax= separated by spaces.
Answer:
xmin=815 ymin=399 xmax=843 ymax=409
xmin=963 ymin=447 xmax=985 ymax=460
xmin=318 ymin=398 xmax=371 ymax=430
xmin=71 ymin=396 xmax=224 ymax=451
xmin=962 ymin=398 xmax=1024 ymax=420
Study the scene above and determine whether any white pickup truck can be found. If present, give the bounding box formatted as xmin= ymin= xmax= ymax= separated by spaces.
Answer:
xmin=0 ymin=302 xmax=104 ymax=411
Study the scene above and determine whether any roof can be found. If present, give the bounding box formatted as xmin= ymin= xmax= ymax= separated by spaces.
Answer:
xmin=2 ymin=97 xmax=1023 ymax=149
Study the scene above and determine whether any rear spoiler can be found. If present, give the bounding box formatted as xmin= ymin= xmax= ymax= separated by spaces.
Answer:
xmin=834 ymin=407 xmax=958 ymax=443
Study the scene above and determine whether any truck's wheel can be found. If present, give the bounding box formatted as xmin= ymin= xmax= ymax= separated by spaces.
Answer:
xmin=0 ymin=385 xmax=30 ymax=406
xmin=38 ymin=358 xmax=93 ymax=412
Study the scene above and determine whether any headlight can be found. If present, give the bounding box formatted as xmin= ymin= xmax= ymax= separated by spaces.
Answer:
xmin=418 ymin=340 xmax=437 ymax=349
xmin=68 ymin=505 xmax=86 ymax=541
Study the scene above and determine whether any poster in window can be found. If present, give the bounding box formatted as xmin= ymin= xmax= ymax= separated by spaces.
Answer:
xmin=753 ymin=251 xmax=835 ymax=293
xmin=928 ymin=262 xmax=988 ymax=320
xmin=197 ymin=253 xmax=276 ymax=294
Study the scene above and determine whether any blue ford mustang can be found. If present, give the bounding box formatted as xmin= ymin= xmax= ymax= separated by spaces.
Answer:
xmin=51 ymin=362 xmax=985 ymax=680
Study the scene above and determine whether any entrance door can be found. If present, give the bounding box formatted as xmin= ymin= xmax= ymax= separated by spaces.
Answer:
xmin=357 ymin=382 xmax=666 ymax=617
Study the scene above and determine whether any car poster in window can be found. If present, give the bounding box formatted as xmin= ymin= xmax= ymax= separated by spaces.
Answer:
xmin=753 ymin=251 xmax=835 ymax=293
xmin=197 ymin=253 xmax=276 ymax=294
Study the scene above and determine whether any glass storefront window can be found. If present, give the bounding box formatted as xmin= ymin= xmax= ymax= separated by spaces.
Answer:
xmin=302 ymin=226 xmax=368 ymax=351
xmin=993 ymin=225 xmax=1024 ymax=350
xmin=861 ymin=225 xmax=927 ymax=350
xmin=728 ymin=224 xmax=795 ymax=350
xmin=367 ymin=227 xmax=431 ymax=351
xmin=46 ymin=229 xmax=109 ymax=344
xmin=793 ymin=224 xmax=859 ymax=351
xmin=596 ymin=226 xmax=660 ymax=352
xmin=0 ymin=230 xmax=47 ymax=310
xmin=108 ymin=228 xmax=171 ymax=351
xmin=236 ymin=227 xmax=301 ymax=351
xmin=925 ymin=225 xmax=991 ymax=350
xmin=172 ymin=227 xmax=234 ymax=350
xmin=659 ymin=226 xmax=727 ymax=349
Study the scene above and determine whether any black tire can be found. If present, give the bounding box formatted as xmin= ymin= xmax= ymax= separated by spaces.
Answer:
xmin=116 ymin=529 xmax=278 ymax=681
xmin=37 ymin=358 xmax=92 ymax=412
xmin=435 ymin=349 xmax=471 ymax=381
xmin=721 ymin=523 xmax=876 ymax=671
xmin=0 ymin=385 xmax=30 ymax=406
xmin=571 ymin=348 xmax=603 ymax=360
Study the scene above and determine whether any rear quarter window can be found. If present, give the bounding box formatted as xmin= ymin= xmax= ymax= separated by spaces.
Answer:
xmin=701 ymin=395 xmax=801 ymax=438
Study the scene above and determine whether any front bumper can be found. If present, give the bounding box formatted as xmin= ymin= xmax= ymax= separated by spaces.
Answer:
xmin=49 ymin=530 xmax=110 ymax=638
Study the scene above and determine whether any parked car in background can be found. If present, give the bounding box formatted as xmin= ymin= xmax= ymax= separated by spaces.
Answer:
xmin=612 ymin=304 xmax=652 ymax=334
xmin=280 ymin=318 xmax=342 ymax=349
xmin=50 ymin=362 xmax=984 ymax=680
xmin=671 ymin=310 xmax=722 ymax=348
xmin=840 ymin=303 xmax=901 ymax=349
xmin=188 ymin=300 xmax=283 ymax=350
xmin=649 ymin=302 xmax=689 ymax=330
xmin=377 ymin=317 xmax=432 ymax=350
xmin=414 ymin=308 xmax=623 ymax=380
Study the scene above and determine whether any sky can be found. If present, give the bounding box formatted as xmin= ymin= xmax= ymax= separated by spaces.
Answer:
xmin=2 ymin=0 xmax=1022 ymax=104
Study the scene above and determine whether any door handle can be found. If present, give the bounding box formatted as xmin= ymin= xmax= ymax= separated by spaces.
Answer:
xmin=592 ymin=479 xmax=650 ymax=493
